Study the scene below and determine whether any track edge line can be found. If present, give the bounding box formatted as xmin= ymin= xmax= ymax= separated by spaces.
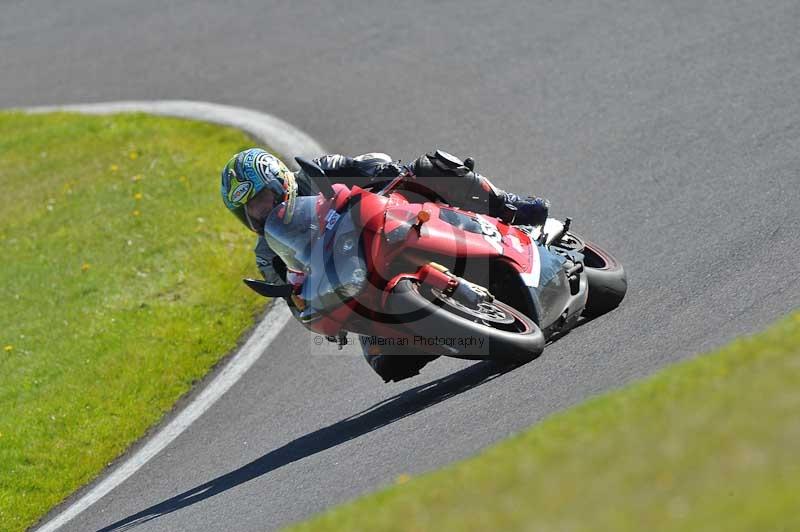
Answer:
xmin=17 ymin=100 xmax=324 ymax=532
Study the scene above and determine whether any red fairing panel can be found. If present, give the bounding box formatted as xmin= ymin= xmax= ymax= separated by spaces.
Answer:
xmin=498 ymin=224 xmax=535 ymax=274
xmin=392 ymin=204 xmax=504 ymax=258
xmin=354 ymin=187 xmax=539 ymax=285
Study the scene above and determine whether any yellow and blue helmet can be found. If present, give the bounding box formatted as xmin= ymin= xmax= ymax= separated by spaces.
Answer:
xmin=220 ymin=148 xmax=296 ymax=232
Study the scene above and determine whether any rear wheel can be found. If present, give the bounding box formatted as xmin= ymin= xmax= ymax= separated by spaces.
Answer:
xmin=580 ymin=240 xmax=627 ymax=318
xmin=385 ymin=279 xmax=545 ymax=362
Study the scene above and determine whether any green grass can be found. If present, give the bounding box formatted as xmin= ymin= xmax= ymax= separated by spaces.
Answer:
xmin=0 ymin=112 xmax=266 ymax=531
xmin=287 ymin=312 xmax=800 ymax=532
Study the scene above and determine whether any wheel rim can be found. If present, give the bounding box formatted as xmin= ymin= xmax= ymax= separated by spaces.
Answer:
xmin=429 ymin=287 xmax=532 ymax=333
xmin=583 ymin=243 xmax=613 ymax=270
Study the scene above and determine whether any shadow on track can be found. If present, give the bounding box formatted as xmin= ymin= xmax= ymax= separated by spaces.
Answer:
xmin=98 ymin=359 xmax=521 ymax=531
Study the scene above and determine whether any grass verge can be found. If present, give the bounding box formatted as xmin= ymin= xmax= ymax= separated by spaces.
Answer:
xmin=0 ymin=111 xmax=265 ymax=531
xmin=287 ymin=312 xmax=800 ymax=532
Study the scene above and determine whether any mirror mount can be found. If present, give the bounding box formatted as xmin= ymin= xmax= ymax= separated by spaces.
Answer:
xmin=243 ymin=278 xmax=294 ymax=298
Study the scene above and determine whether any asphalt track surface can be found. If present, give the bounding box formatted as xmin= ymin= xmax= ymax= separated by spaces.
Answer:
xmin=3 ymin=1 xmax=799 ymax=530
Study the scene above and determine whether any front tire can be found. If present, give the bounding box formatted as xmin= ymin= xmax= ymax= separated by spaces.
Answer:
xmin=385 ymin=279 xmax=545 ymax=363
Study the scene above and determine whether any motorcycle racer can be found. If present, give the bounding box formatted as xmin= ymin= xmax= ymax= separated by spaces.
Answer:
xmin=221 ymin=147 xmax=551 ymax=382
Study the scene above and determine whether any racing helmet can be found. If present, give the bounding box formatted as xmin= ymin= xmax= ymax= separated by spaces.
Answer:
xmin=220 ymin=148 xmax=297 ymax=232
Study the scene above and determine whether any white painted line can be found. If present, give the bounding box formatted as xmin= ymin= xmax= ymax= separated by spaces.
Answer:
xmin=36 ymin=305 xmax=293 ymax=532
xmin=23 ymin=100 xmax=325 ymax=170
xmin=36 ymin=305 xmax=292 ymax=532
xmin=20 ymin=101 xmax=325 ymax=532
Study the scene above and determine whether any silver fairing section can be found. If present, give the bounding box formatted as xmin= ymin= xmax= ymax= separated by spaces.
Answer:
xmin=525 ymin=244 xmax=567 ymax=329
xmin=525 ymin=218 xmax=565 ymax=246
xmin=518 ymin=223 xmax=589 ymax=333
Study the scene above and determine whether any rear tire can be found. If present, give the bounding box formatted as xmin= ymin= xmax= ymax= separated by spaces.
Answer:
xmin=581 ymin=240 xmax=627 ymax=318
xmin=385 ymin=279 xmax=545 ymax=363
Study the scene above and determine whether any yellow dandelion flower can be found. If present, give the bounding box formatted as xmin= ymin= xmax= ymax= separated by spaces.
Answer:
xmin=129 ymin=151 xmax=139 ymax=160
xmin=133 ymin=192 xmax=143 ymax=200
xmin=81 ymin=263 xmax=91 ymax=272
xmin=3 ymin=345 xmax=13 ymax=353
xmin=132 ymin=210 xmax=141 ymax=217
xmin=109 ymin=164 xmax=119 ymax=172
xmin=131 ymin=175 xmax=142 ymax=182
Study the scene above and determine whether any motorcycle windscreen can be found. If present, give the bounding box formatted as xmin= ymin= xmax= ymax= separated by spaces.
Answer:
xmin=299 ymin=202 xmax=369 ymax=313
xmin=263 ymin=195 xmax=324 ymax=272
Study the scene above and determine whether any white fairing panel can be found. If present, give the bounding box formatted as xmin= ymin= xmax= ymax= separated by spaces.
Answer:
xmin=525 ymin=218 xmax=565 ymax=246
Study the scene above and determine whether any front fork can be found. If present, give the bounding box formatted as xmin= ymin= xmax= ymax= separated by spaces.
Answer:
xmin=384 ymin=262 xmax=492 ymax=308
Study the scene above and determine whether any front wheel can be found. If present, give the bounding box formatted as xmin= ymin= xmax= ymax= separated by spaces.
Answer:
xmin=385 ymin=279 xmax=545 ymax=363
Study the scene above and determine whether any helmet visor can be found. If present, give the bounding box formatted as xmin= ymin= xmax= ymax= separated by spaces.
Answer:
xmin=243 ymin=188 xmax=279 ymax=233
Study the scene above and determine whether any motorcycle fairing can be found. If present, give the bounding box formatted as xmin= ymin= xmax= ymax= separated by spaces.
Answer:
xmin=274 ymin=185 xmax=576 ymax=337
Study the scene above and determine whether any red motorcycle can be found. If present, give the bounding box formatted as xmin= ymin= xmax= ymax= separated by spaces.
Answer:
xmin=245 ymin=158 xmax=627 ymax=362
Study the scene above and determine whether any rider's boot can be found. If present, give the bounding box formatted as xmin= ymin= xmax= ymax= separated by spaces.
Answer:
xmin=471 ymin=171 xmax=551 ymax=226
xmin=498 ymin=192 xmax=551 ymax=226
